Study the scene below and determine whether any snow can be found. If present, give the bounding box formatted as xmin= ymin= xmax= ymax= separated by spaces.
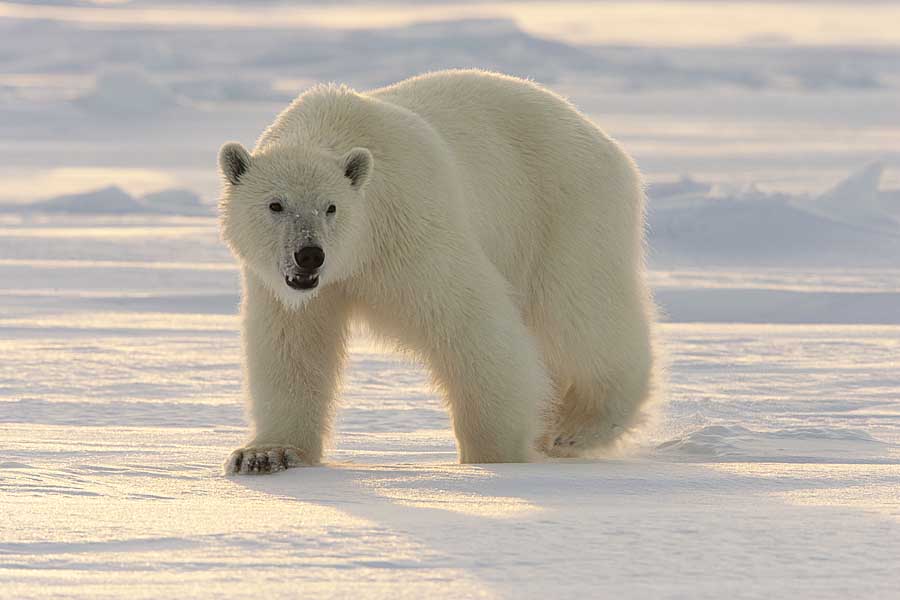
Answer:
xmin=1 ymin=2 xmax=899 ymax=598
xmin=2 ymin=222 xmax=898 ymax=600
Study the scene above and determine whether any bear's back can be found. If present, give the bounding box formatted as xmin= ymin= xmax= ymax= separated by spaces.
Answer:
xmin=369 ymin=70 xmax=625 ymax=284
xmin=369 ymin=70 xmax=594 ymax=151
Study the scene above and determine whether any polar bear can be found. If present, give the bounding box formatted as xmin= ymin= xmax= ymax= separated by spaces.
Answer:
xmin=218 ymin=70 xmax=658 ymax=474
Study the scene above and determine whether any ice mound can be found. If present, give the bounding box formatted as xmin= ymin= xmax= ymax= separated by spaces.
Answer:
xmin=646 ymin=175 xmax=712 ymax=202
xmin=805 ymin=162 xmax=899 ymax=231
xmin=648 ymin=164 xmax=900 ymax=267
xmin=140 ymin=188 xmax=212 ymax=216
xmin=656 ymin=424 xmax=892 ymax=463
xmin=11 ymin=186 xmax=211 ymax=215
xmin=24 ymin=185 xmax=144 ymax=214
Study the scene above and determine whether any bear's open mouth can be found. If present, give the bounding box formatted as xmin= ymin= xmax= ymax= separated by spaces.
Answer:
xmin=285 ymin=271 xmax=319 ymax=290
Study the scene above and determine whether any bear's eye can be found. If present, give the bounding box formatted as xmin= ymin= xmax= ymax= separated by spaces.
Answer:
xmin=268 ymin=201 xmax=283 ymax=213
xmin=326 ymin=204 xmax=337 ymax=215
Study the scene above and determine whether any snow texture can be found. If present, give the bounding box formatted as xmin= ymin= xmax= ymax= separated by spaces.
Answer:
xmin=1 ymin=3 xmax=899 ymax=599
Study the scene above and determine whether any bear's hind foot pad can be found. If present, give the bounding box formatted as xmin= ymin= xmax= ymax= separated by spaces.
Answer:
xmin=224 ymin=445 xmax=305 ymax=475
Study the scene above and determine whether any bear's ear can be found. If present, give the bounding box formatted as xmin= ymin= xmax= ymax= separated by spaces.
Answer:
xmin=219 ymin=142 xmax=252 ymax=185
xmin=341 ymin=147 xmax=373 ymax=190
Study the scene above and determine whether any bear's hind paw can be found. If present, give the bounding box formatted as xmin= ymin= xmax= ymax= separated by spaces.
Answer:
xmin=224 ymin=445 xmax=306 ymax=475
xmin=537 ymin=433 xmax=584 ymax=458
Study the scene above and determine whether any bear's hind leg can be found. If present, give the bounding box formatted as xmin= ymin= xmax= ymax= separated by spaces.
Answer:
xmin=542 ymin=342 xmax=654 ymax=458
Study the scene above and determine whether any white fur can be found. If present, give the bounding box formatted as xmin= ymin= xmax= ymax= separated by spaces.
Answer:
xmin=218 ymin=70 xmax=659 ymax=474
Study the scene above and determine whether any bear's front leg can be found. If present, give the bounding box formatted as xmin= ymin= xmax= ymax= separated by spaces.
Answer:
xmin=225 ymin=271 xmax=350 ymax=475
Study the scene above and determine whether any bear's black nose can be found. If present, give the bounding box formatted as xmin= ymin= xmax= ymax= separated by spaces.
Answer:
xmin=294 ymin=245 xmax=325 ymax=270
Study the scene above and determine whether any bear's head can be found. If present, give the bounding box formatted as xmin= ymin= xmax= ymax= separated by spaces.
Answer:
xmin=218 ymin=141 xmax=373 ymax=309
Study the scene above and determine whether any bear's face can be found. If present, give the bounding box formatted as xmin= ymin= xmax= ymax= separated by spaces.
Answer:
xmin=218 ymin=142 xmax=373 ymax=309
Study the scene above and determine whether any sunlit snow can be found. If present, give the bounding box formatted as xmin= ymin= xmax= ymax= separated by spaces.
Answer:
xmin=1 ymin=2 xmax=898 ymax=598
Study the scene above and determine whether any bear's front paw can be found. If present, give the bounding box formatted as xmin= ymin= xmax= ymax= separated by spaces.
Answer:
xmin=224 ymin=445 xmax=306 ymax=475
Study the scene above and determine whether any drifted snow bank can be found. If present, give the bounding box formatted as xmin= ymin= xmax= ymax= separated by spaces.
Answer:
xmin=656 ymin=425 xmax=890 ymax=463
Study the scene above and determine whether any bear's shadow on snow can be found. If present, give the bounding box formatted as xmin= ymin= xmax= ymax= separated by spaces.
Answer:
xmin=224 ymin=461 xmax=642 ymax=577
xmin=224 ymin=456 xmax=774 ymax=533
xmin=225 ymin=462 xmax=552 ymax=565
xmin=220 ymin=454 xmax=872 ymax=575
xmin=228 ymin=462 xmax=539 ymax=511
xmin=227 ymin=461 xmax=576 ymax=529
